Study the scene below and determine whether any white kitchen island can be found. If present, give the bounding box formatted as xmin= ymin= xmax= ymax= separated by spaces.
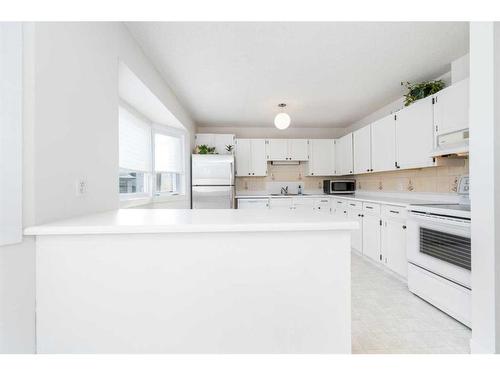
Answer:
xmin=25 ymin=209 xmax=357 ymax=354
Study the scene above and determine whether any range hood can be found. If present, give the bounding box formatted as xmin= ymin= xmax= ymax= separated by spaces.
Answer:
xmin=431 ymin=129 xmax=469 ymax=157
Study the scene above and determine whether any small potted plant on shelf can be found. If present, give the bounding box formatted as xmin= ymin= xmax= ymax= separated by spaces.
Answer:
xmin=401 ymin=79 xmax=445 ymax=106
xmin=225 ymin=144 xmax=234 ymax=154
xmin=195 ymin=144 xmax=217 ymax=154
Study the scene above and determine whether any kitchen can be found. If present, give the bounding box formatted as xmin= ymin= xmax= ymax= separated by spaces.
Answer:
xmin=1 ymin=19 xmax=498 ymax=361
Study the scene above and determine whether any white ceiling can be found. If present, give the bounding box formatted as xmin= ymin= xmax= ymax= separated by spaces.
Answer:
xmin=126 ymin=22 xmax=469 ymax=129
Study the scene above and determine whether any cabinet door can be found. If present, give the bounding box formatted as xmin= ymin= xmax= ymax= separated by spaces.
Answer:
xmin=353 ymin=126 xmax=372 ymax=174
xmin=395 ymin=96 xmax=435 ymax=169
xmin=362 ymin=214 xmax=381 ymax=262
xmin=347 ymin=208 xmax=363 ymax=252
xmin=195 ymin=133 xmax=215 ymax=147
xmin=267 ymin=139 xmax=288 ymax=161
xmin=234 ymin=139 xmax=252 ymax=177
xmin=250 ymin=139 xmax=268 ymax=176
xmin=336 ymin=133 xmax=354 ymax=175
xmin=371 ymin=115 xmax=396 ymax=172
xmin=214 ymin=134 xmax=235 ymax=155
xmin=269 ymin=197 xmax=293 ymax=210
xmin=288 ymin=139 xmax=309 ymax=161
xmin=434 ymin=78 xmax=469 ymax=136
xmin=308 ymin=139 xmax=335 ymax=176
xmin=382 ymin=220 xmax=408 ymax=278
xmin=333 ymin=198 xmax=347 ymax=216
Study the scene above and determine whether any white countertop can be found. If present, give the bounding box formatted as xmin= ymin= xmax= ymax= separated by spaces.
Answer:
xmin=24 ymin=209 xmax=358 ymax=236
xmin=235 ymin=192 xmax=453 ymax=207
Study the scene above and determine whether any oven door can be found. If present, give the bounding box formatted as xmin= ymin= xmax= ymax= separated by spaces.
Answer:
xmin=407 ymin=211 xmax=471 ymax=288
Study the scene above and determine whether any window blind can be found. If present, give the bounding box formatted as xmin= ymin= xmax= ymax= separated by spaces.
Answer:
xmin=119 ymin=107 xmax=152 ymax=172
xmin=155 ymin=133 xmax=183 ymax=173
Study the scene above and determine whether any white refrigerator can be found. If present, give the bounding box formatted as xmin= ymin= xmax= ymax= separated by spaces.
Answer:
xmin=191 ymin=154 xmax=235 ymax=209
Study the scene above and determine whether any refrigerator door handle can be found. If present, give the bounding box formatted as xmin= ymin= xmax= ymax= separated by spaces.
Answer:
xmin=229 ymin=162 xmax=234 ymax=186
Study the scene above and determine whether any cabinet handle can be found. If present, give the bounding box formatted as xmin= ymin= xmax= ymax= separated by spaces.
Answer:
xmin=248 ymin=173 xmax=251 ymax=175
xmin=389 ymin=210 xmax=400 ymax=214
xmin=366 ymin=169 xmax=370 ymax=172
xmin=350 ymin=203 xmax=356 ymax=206
xmin=402 ymin=225 xmax=407 ymax=229
xmin=350 ymin=170 xmax=353 ymax=173
xmin=365 ymin=206 xmax=373 ymax=209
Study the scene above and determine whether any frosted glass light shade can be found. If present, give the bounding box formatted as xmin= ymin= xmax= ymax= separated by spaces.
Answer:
xmin=274 ymin=112 xmax=291 ymax=130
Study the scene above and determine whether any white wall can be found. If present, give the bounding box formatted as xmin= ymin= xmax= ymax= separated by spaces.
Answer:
xmin=469 ymin=22 xmax=500 ymax=354
xmin=196 ymin=126 xmax=343 ymax=139
xmin=0 ymin=22 xmax=196 ymax=353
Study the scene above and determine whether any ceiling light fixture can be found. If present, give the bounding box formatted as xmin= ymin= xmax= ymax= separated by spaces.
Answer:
xmin=274 ymin=103 xmax=291 ymax=130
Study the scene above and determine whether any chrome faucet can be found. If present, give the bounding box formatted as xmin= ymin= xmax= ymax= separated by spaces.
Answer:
xmin=280 ymin=186 xmax=289 ymax=195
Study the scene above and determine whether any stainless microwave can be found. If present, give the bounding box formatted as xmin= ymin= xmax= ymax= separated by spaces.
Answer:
xmin=323 ymin=179 xmax=356 ymax=194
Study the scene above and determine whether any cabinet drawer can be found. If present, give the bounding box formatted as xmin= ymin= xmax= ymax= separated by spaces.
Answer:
xmin=381 ymin=205 xmax=408 ymax=220
xmin=362 ymin=202 xmax=380 ymax=215
xmin=346 ymin=200 xmax=362 ymax=210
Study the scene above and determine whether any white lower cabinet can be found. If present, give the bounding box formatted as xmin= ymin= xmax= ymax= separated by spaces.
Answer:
xmin=381 ymin=217 xmax=408 ymax=278
xmin=292 ymin=197 xmax=315 ymax=212
xmin=346 ymin=202 xmax=363 ymax=252
xmin=237 ymin=198 xmax=269 ymax=209
xmin=269 ymin=197 xmax=293 ymax=210
xmin=333 ymin=198 xmax=348 ymax=217
xmin=362 ymin=203 xmax=381 ymax=262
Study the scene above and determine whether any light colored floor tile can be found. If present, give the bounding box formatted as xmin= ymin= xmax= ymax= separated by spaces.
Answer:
xmin=351 ymin=252 xmax=471 ymax=354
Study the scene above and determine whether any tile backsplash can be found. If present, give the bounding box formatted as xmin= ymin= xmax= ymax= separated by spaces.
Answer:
xmin=236 ymin=158 xmax=469 ymax=194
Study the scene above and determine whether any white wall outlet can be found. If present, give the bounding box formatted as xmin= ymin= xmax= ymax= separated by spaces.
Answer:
xmin=76 ymin=179 xmax=87 ymax=196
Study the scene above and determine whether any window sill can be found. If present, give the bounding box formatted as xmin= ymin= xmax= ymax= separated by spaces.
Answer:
xmin=120 ymin=193 xmax=187 ymax=208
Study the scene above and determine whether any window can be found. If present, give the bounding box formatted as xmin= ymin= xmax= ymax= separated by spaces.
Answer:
xmin=154 ymin=132 xmax=184 ymax=195
xmin=119 ymin=106 xmax=185 ymax=202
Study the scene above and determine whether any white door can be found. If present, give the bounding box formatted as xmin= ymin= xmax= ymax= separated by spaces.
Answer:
xmin=267 ymin=139 xmax=288 ymax=161
xmin=237 ymin=198 xmax=269 ymax=209
xmin=234 ymin=139 xmax=251 ymax=177
xmin=371 ymin=114 xmax=396 ymax=172
xmin=214 ymin=134 xmax=235 ymax=155
xmin=347 ymin=208 xmax=363 ymax=251
xmin=353 ymin=126 xmax=372 ymax=174
xmin=195 ymin=134 xmax=215 ymax=148
xmin=250 ymin=139 xmax=268 ymax=176
xmin=362 ymin=214 xmax=381 ymax=262
xmin=395 ymin=96 xmax=435 ymax=169
xmin=308 ymin=139 xmax=335 ymax=176
xmin=382 ymin=219 xmax=408 ymax=278
xmin=288 ymin=139 xmax=309 ymax=161
xmin=434 ymin=78 xmax=469 ymax=136
xmin=336 ymin=133 xmax=353 ymax=175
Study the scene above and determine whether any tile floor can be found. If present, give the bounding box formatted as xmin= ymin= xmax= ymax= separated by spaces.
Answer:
xmin=351 ymin=251 xmax=471 ymax=354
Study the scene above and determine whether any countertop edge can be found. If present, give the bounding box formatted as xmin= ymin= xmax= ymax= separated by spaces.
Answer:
xmin=24 ymin=221 xmax=359 ymax=236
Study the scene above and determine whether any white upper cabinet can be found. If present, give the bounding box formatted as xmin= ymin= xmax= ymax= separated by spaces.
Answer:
xmin=235 ymin=138 xmax=267 ymax=177
xmin=266 ymin=139 xmax=308 ymax=161
xmin=250 ymin=139 xmax=268 ymax=176
xmin=307 ymin=139 xmax=335 ymax=176
xmin=433 ymin=78 xmax=469 ymax=136
xmin=266 ymin=139 xmax=288 ymax=160
xmin=371 ymin=114 xmax=397 ymax=172
xmin=288 ymin=139 xmax=309 ymax=160
xmin=335 ymin=133 xmax=354 ymax=176
xmin=395 ymin=95 xmax=435 ymax=169
xmin=353 ymin=126 xmax=372 ymax=174
xmin=195 ymin=133 xmax=235 ymax=155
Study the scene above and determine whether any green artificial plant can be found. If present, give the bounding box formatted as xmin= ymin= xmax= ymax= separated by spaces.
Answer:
xmin=401 ymin=80 xmax=445 ymax=107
